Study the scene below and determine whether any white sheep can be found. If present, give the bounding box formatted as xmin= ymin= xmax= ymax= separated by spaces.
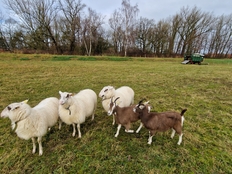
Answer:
xmin=99 ymin=86 xmax=134 ymax=125
xmin=133 ymin=100 xmax=187 ymax=145
xmin=58 ymin=89 xmax=97 ymax=138
xmin=0 ymin=97 xmax=60 ymax=156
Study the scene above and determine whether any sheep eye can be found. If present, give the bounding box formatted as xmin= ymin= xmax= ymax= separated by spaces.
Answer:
xmin=7 ymin=106 xmax=11 ymax=111
xmin=104 ymin=89 xmax=108 ymax=92
xmin=66 ymin=94 xmax=69 ymax=98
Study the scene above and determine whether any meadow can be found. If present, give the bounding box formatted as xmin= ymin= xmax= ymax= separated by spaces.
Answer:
xmin=0 ymin=53 xmax=231 ymax=173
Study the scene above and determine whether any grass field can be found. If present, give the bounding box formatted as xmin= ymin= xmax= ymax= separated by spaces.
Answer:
xmin=0 ymin=53 xmax=232 ymax=173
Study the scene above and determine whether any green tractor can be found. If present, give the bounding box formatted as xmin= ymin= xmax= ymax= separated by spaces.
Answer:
xmin=182 ymin=53 xmax=204 ymax=65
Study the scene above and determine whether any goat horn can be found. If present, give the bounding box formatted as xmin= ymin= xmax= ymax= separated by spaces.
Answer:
xmin=114 ymin=97 xmax=120 ymax=103
xmin=138 ymin=98 xmax=146 ymax=105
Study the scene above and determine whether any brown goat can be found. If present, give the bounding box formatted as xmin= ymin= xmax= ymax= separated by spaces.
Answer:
xmin=107 ymin=97 xmax=149 ymax=137
xmin=133 ymin=100 xmax=187 ymax=145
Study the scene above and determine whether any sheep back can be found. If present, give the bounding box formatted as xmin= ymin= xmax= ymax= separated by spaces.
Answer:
xmin=59 ymin=89 xmax=97 ymax=125
xmin=99 ymin=86 xmax=134 ymax=112
xmin=34 ymin=97 xmax=59 ymax=128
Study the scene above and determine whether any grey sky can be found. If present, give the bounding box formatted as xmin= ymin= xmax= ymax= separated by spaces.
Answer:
xmin=83 ymin=0 xmax=232 ymax=20
xmin=0 ymin=0 xmax=231 ymax=22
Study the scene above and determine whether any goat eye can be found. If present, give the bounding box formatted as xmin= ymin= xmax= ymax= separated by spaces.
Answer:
xmin=104 ymin=89 xmax=108 ymax=92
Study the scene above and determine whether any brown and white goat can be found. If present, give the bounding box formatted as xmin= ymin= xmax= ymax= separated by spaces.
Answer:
xmin=107 ymin=97 xmax=149 ymax=137
xmin=133 ymin=100 xmax=187 ymax=145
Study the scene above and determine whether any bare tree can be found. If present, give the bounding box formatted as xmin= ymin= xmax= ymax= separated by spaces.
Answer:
xmin=207 ymin=14 xmax=232 ymax=58
xmin=109 ymin=10 xmax=124 ymax=54
xmin=176 ymin=6 xmax=214 ymax=55
xmin=136 ymin=17 xmax=154 ymax=56
xmin=5 ymin=0 xmax=60 ymax=53
xmin=109 ymin=0 xmax=139 ymax=57
xmin=81 ymin=8 xmax=104 ymax=56
xmin=58 ymin=0 xmax=86 ymax=54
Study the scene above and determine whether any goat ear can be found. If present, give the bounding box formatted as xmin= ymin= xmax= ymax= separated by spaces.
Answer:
xmin=138 ymin=98 xmax=146 ymax=105
xmin=144 ymin=101 xmax=149 ymax=105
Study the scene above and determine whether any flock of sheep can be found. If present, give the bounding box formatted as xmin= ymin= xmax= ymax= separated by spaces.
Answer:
xmin=1 ymin=85 xmax=187 ymax=156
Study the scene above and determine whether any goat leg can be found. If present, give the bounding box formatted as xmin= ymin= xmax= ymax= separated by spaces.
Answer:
xmin=147 ymin=131 xmax=154 ymax=145
xmin=171 ymin=128 xmax=176 ymax=139
xmin=177 ymin=133 xmax=183 ymax=145
xmin=136 ymin=122 xmax=143 ymax=133
xmin=115 ymin=124 xmax=122 ymax=137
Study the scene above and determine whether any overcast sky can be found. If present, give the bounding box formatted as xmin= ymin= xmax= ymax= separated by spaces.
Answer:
xmin=0 ymin=0 xmax=231 ymax=22
xmin=83 ymin=0 xmax=232 ymax=20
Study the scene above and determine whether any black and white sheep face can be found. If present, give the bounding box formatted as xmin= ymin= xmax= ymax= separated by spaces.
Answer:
xmin=99 ymin=86 xmax=115 ymax=100
xmin=59 ymin=91 xmax=72 ymax=105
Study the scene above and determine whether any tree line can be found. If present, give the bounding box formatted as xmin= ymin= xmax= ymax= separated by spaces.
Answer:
xmin=0 ymin=0 xmax=231 ymax=58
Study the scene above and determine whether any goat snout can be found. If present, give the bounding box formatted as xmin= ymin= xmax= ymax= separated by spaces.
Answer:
xmin=107 ymin=110 xmax=112 ymax=116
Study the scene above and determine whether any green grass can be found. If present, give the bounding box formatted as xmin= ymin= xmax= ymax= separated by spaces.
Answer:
xmin=0 ymin=53 xmax=232 ymax=173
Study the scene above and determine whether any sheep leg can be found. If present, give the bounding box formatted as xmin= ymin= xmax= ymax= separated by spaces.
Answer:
xmin=136 ymin=122 xmax=143 ymax=133
xmin=177 ymin=133 xmax=183 ymax=145
xmin=77 ymin=124 xmax=82 ymax=138
xmin=171 ymin=128 xmax=176 ymax=139
xmin=115 ymin=124 xmax=121 ymax=137
xmin=72 ymin=123 xmax=76 ymax=137
xmin=38 ymin=136 xmax=43 ymax=156
xmin=91 ymin=113 xmax=95 ymax=121
xmin=32 ymin=137 xmax=36 ymax=154
xmin=58 ymin=119 xmax=62 ymax=130
xmin=147 ymin=131 xmax=154 ymax=145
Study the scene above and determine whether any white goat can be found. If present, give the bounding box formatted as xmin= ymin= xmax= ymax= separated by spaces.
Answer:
xmin=133 ymin=100 xmax=187 ymax=145
xmin=0 ymin=97 xmax=60 ymax=156
xmin=107 ymin=97 xmax=150 ymax=137
xmin=99 ymin=86 xmax=134 ymax=125
xmin=58 ymin=89 xmax=97 ymax=138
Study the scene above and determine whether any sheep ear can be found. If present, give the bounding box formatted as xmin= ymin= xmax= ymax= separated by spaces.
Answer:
xmin=59 ymin=91 xmax=63 ymax=95
xmin=22 ymin=99 xmax=29 ymax=104
xmin=12 ymin=106 xmax=20 ymax=111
